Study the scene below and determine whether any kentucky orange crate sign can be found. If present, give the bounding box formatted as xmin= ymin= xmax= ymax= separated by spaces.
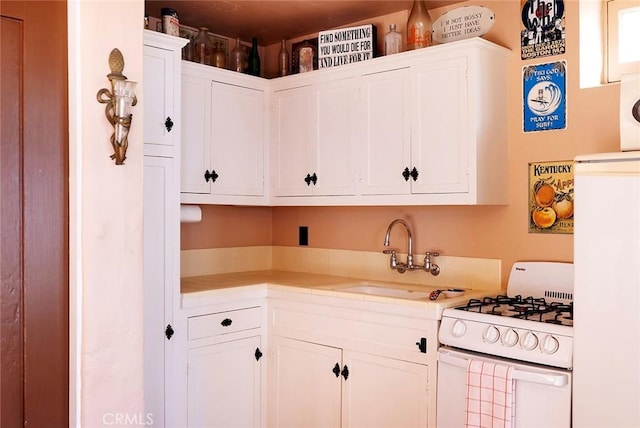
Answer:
xmin=318 ymin=24 xmax=377 ymax=69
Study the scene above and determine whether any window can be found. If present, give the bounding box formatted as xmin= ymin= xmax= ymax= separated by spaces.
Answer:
xmin=607 ymin=0 xmax=640 ymax=82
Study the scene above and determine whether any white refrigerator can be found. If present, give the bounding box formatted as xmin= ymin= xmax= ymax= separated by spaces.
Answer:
xmin=573 ymin=152 xmax=640 ymax=427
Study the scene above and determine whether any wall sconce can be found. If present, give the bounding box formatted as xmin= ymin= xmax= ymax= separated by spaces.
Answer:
xmin=96 ymin=48 xmax=137 ymax=165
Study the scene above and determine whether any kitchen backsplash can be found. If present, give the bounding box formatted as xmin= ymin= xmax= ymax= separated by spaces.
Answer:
xmin=181 ymin=246 xmax=501 ymax=292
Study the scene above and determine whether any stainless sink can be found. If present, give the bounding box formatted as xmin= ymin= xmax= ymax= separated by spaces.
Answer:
xmin=338 ymin=285 xmax=431 ymax=300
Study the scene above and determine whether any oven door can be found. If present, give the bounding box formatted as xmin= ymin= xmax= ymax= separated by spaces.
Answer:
xmin=437 ymin=347 xmax=571 ymax=428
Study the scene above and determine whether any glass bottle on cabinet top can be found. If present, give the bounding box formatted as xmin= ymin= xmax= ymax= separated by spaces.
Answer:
xmin=230 ymin=37 xmax=245 ymax=72
xmin=384 ymin=24 xmax=402 ymax=55
xmin=248 ymin=37 xmax=260 ymax=76
xmin=212 ymin=42 xmax=226 ymax=69
xmin=406 ymin=0 xmax=432 ymax=50
xmin=278 ymin=39 xmax=290 ymax=77
xmin=193 ymin=27 xmax=213 ymax=65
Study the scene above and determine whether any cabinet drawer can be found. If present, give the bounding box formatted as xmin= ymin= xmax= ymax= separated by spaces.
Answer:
xmin=188 ymin=306 xmax=261 ymax=340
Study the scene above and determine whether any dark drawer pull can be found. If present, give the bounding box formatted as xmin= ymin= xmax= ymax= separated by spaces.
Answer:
xmin=220 ymin=318 xmax=232 ymax=327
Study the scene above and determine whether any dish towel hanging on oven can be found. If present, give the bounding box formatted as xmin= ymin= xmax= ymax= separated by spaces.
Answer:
xmin=465 ymin=359 xmax=514 ymax=428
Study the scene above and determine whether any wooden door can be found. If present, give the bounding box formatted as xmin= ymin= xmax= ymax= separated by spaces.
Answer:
xmin=0 ymin=1 xmax=69 ymax=426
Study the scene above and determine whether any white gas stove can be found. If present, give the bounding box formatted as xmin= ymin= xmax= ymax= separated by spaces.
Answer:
xmin=439 ymin=261 xmax=574 ymax=369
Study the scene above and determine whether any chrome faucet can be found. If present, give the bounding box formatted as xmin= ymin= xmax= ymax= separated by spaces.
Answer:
xmin=382 ymin=218 xmax=440 ymax=275
xmin=383 ymin=219 xmax=415 ymax=273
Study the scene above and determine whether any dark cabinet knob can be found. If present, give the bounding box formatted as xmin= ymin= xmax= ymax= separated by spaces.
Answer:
xmin=410 ymin=167 xmax=419 ymax=181
xmin=220 ymin=318 xmax=232 ymax=327
xmin=332 ymin=363 xmax=341 ymax=377
xmin=165 ymin=116 xmax=174 ymax=132
xmin=165 ymin=324 xmax=174 ymax=340
xmin=402 ymin=167 xmax=411 ymax=181
xmin=255 ymin=347 xmax=263 ymax=361
xmin=204 ymin=169 xmax=219 ymax=183
xmin=416 ymin=337 xmax=427 ymax=353
xmin=304 ymin=173 xmax=312 ymax=186
xmin=341 ymin=365 xmax=349 ymax=380
xmin=310 ymin=172 xmax=317 ymax=185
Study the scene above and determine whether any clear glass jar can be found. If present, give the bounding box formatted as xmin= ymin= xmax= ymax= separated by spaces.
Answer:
xmin=278 ymin=39 xmax=290 ymax=77
xmin=230 ymin=37 xmax=245 ymax=72
xmin=406 ymin=0 xmax=433 ymax=50
xmin=384 ymin=24 xmax=402 ymax=55
xmin=193 ymin=27 xmax=213 ymax=65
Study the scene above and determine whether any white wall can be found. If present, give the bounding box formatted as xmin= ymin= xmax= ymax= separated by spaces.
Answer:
xmin=68 ymin=0 xmax=145 ymax=426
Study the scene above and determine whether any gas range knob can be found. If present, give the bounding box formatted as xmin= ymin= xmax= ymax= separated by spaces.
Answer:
xmin=540 ymin=334 xmax=560 ymax=354
xmin=451 ymin=320 xmax=467 ymax=337
xmin=520 ymin=331 xmax=539 ymax=350
xmin=501 ymin=328 xmax=519 ymax=347
xmin=482 ymin=325 xmax=500 ymax=343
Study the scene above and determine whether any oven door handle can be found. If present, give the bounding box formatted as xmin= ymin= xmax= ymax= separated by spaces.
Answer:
xmin=438 ymin=351 xmax=569 ymax=387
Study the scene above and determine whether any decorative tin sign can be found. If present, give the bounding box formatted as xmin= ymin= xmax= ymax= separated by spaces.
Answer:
xmin=523 ymin=61 xmax=566 ymax=132
xmin=528 ymin=160 xmax=574 ymax=234
xmin=318 ymin=24 xmax=377 ymax=69
xmin=520 ymin=0 xmax=566 ymax=60
xmin=432 ymin=5 xmax=495 ymax=44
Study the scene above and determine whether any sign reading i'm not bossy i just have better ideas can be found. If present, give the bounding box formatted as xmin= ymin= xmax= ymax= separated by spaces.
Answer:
xmin=318 ymin=24 xmax=377 ymax=69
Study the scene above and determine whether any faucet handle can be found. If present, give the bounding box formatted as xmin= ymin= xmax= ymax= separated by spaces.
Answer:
xmin=423 ymin=251 xmax=440 ymax=276
xmin=383 ymin=248 xmax=399 ymax=269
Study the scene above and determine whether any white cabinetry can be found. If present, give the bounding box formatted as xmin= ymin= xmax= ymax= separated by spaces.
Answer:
xmin=142 ymin=30 xmax=186 ymax=427
xmin=143 ymin=31 xmax=185 ymax=157
xmin=271 ymin=336 xmax=428 ymax=428
xmin=181 ymin=62 xmax=268 ymax=205
xmin=272 ymin=38 xmax=509 ymax=206
xmin=183 ymin=302 xmax=265 ymax=428
xmin=271 ymin=77 xmax=357 ymax=197
xmin=268 ymin=296 xmax=437 ymax=427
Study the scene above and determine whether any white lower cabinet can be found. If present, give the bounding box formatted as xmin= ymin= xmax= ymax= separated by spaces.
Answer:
xmin=183 ymin=304 xmax=265 ymax=427
xmin=271 ymin=336 xmax=429 ymax=428
xmin=187 ymin=336 xmax=262 ymax=428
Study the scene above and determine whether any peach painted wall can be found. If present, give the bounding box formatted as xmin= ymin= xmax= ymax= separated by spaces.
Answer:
xmin=181 ymin=0 xmax=620 ymax=286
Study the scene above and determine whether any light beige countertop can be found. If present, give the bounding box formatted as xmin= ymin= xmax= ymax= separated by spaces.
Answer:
xmin=181 ymin=270 xmax=491 ymax=317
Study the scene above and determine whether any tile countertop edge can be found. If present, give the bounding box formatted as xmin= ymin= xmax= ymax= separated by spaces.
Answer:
xmin=180 ymin=270 xmax=492 ymax=318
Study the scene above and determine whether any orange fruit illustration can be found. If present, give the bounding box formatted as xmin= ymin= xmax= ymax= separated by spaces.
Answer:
xmin=534 ymin=183 xmax=555 ymax=207
xmin=532 ymin=207 xmax=557 ymax=229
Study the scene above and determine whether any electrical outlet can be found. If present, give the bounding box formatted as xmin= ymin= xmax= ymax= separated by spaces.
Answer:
xmin=299 ymin=226 xmax=308 ymax=246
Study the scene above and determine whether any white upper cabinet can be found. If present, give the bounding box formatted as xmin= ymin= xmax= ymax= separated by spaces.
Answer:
xmin=181 ymin=62 xmax=268 ymax=205
xmin=143 ymin=30 xmax=187 ymax=157
xmin=271 ymin=38 xmax=509 ymax=206
xmin=358 ymin=67 xmax=412 ymax=196
xmin=177 ymin=38 xmax=509 ymax=206
xmin=271 ymin=77 xmax=357 ymax=198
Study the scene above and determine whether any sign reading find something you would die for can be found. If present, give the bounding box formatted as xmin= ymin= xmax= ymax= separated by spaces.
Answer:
xmin=318 ymin=24 xmax=376 ymax=69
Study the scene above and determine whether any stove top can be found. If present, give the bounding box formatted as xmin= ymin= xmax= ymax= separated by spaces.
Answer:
xmin=455 ymin=295 xmax=573 ymax=327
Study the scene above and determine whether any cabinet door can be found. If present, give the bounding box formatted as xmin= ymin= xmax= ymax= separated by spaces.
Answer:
xmin=342 ymin=351 xmax=429 ymax=428
xmin=411 ymin=57 xmax=469 ymax=195
xmin=143 ymin=155 xmax=179 ymax=427
xmin=358 ymin=67 xmax=412 ymax=195
xmin=210 ymin=81 xmax=264 ymax=196
xmin=272 ymin=86 xmax=315 ymax=196
xmin=271 ymin=337 xmax=342 ymax=428
xmin=188 ymin=336 xmax=262 ymax=428
xmin=181 ymin=73 xmax=212 ymax=194
xmin=313 ymin=78 xmax=357 ymax=196
xmin=143 ymin=45 xmax=176 ymax=149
